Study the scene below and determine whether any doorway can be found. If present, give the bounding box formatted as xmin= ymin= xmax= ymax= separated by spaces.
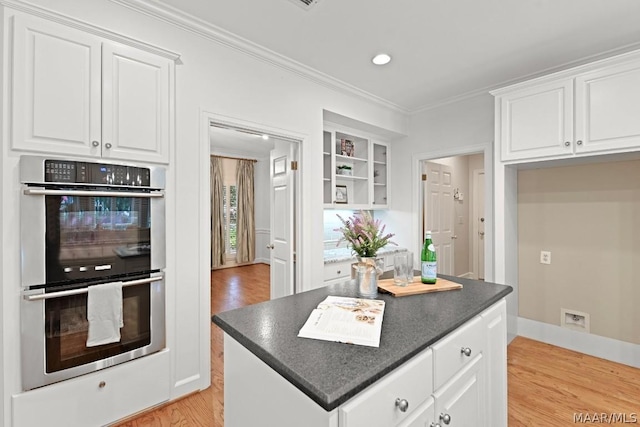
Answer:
xmin=208 ymin=119 xmax=301 ymax=299
xmin=420 ymin=153 xmax=485 ymax=279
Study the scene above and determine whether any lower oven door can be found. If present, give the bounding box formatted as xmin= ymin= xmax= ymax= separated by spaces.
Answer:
xmin=21 ymin=273 xmax=165 ymax=391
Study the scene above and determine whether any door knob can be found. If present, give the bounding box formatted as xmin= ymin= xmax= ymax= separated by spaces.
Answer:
xmin=451 ymin=235 xmax=457 ymax=239
xmin=440 ymin=413 xmax=451 ymax=424
xmin=267 ymin=244 xmax=275 ymax=249
xmin=479 ymin=231 xmax=485 ymax=236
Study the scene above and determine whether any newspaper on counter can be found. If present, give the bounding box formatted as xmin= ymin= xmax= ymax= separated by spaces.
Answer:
xmin=297 ymin=296 xmax=385 ymax=347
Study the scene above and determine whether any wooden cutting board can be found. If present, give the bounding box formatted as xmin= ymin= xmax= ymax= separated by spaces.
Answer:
xmin=378 ymin=276 xmax=462 ymax=297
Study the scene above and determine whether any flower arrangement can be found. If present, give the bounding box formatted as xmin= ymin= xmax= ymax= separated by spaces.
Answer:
xmin=335 ymin=210 xmax=396 ymax=258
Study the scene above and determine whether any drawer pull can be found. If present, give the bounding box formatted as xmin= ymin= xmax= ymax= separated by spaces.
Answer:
xmin=460 ymin=347 xmax=472 ymax=357
xmin=440 ymin=413 xmax=451 ymax=424
xmin=395 ymin=398 xmax=409 ymax=413
xmin=98 ymin=381 xmax=106 ymax=389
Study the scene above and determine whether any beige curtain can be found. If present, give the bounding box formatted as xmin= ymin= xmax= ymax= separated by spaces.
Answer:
xmin=235 ymin=160 xmax=255 ymax=264
xmin=211 ymin=156 xmax=225 ymax=268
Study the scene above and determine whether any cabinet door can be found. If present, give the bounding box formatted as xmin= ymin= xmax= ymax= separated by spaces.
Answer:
xmin=433 ymin=354 xmax=485 ymax=427
xmin=481 ymin=299 xmax=507 ymax=427
xmin=372 ymin=141 xmax=389 ymax=208
xmin=102 ymin=42 xmax=171 ymax=163
xmin=500 ymin=79 xmax=573 ymax=161
xmin=397 ymin=396 xmax=435 ymax=427
xmin=575 ymin=59 xmax=640 ymax=155
xmin=11 ymin=14 xmax=102 ymax=156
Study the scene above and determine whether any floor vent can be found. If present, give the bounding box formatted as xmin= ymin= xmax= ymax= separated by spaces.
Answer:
xmin=288 ymin=0 xmax=322 ymax=10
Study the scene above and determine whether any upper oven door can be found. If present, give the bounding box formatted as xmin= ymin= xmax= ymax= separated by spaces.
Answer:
xmin=21 ymin=184 xmax=165 ymax=288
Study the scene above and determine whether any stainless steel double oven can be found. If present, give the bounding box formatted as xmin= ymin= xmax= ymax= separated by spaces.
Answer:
xmin=19 ymin=156 xmax=166 ymax=390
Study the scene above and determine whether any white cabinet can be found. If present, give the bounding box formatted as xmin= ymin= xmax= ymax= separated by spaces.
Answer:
xmin=223 ymin=298 xmax=507 ymax=427
xmin=11 ymin=14 xmax=173 ymax=164
xmin=323 ymin=125 xmax=389 ymax=209
xmin=495 ymin=52 xmax=640 ymax=163
xmin=498 ymin=79 xmax=573 ymax=161
xmin=323 ymin=260 xmax=354 ymax=286
xmin=12 ymin=350 xmax=170 ymax=427
xmin=433 ymin=354 xmax=484 ymax=427
xmin=339 ymin=348 xmax=433 ymax=427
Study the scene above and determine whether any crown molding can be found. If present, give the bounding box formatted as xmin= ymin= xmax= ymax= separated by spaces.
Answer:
xmin=107 ymin=0 xmax=409 ymax=114
xmin=0 ymin=0 xmax=181 ymax=61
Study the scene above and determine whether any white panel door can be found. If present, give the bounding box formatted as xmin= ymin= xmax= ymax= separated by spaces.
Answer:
xmin=11 ymin=14 xmax=101 ymax=155
xmin=270 ymin=141 xmax=295 ymax=299
xmin=102 ymin=42 xmax=170 ymax=163
xmin=424 ymin=162 xmax=454 ymax=275
xmin=575 ymin=60 xmax=640 ymax=154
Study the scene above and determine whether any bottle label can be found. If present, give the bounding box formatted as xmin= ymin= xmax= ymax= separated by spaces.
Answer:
xmin=422 ymin=261 xmax=437 ymax=280
xmin=427 ymin=244 xmax=435 ymax=252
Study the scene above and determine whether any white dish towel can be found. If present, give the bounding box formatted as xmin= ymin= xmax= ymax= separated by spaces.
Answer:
xmin=86 ymin=282 xmax=124 ymax=347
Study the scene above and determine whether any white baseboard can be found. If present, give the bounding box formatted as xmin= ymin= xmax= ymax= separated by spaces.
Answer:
xmin=517 ymin=317 xmax=640 ymax=368
xmin=457 ymin=272 xmax=475 ymax=279
xmin=255 ymin=257 xmax=270 ymax=265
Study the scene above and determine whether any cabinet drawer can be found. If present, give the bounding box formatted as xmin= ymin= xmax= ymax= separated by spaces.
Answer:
xmin=323 ymin=261 xmax=354 ymax=282
xmin=12 ymin=350 xmax=170 ymax=427
xmin=432 ymin=316 xmax=484 ymax=389
xmin=340 ymin=348 xmax=433 ymax=427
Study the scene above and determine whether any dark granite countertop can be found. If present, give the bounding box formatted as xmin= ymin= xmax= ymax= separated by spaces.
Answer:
xmin=212 ymin=274 xmax=512 ymax=412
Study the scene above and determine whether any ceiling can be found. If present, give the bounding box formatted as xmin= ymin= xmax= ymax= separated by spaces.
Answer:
xmin=147 ymin=0 xmax=640 ymax=113
xmin=209 ymin=125 xmax=275 ymax=158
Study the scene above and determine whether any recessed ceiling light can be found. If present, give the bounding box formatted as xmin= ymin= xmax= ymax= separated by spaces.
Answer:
xmin=372 ymin=53 xmax=391 ymax=65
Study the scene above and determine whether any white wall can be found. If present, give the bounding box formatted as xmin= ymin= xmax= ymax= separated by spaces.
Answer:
xmin=0 ymin=1 xmax=407 ymax=424
xmin=381 ymin=94 xmax=495 ymax=276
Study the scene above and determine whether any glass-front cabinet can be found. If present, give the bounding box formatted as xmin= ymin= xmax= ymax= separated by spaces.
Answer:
xmin=323 ymin=125 xmax=389 ymax=209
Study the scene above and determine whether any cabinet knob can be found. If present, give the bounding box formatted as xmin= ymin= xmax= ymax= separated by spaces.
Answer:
xmin=430 ymin=424 xmax=442 ymax=427
xmin=336 ymin=270 xmax=341 ymax=275
xmin=266 ymin=244 xmax=274 ymax=250
xmin=576 ymin=140 xmax=583 ymax=146
xmin=105 ymin=142 xmax=113 ymax=149
xmin=92 ymin=140 xmax=100 ymax=147
xmin=564 ymin=141 xmax=570 ymax=147
xmin=98 ymin=381 xmax=106 ymax=389
xmin=461 ymin=347 xmax=472 ymax=357
xmin=440 ymin=413 xmax=451 ymax=425
xmin=395 ymin=398 xmax=409 ymax=413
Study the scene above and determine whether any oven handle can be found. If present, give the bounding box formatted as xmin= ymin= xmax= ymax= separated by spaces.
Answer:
xmin=23 ymin=188 xmax=164 ymax=198
xmin=24 ymin=276 xmax=163 ymax=301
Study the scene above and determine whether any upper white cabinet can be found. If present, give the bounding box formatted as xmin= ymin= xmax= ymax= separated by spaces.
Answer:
xmin=495 ymin=51 xmax=640 ymax=163
xmin=11 ymin=14 xmax=174 ymax=164
xmin=323 ymin=124 xmax=389 ymax=209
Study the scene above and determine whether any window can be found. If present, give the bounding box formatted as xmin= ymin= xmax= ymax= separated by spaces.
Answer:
xmin=222 ymin=184 xmax=237 ymax=255
xmin=221 ymin=158 xmax=238 ymax=258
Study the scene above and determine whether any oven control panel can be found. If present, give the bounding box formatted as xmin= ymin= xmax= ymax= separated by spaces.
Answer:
xmin=44 ymin=160 xmax=151 ymax=186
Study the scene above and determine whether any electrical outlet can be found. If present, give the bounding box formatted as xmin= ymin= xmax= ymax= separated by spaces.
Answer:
xmin=540 ymin=251 xmax=551 ymax=264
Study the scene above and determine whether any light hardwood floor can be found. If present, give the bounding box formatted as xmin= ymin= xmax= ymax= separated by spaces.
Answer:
xmin=114 ymin=264 xmax=640 ymax=426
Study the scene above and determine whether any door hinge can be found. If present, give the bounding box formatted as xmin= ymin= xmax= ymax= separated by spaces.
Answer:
xmin=422 ymin=174 xmax=427 ymax=181
xmin=291 ymin=160 xmax=298 ymax=171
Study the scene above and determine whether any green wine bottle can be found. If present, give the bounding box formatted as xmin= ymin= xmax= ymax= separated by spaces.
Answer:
xmin=421 ymin=231 xmax=437 ymax=284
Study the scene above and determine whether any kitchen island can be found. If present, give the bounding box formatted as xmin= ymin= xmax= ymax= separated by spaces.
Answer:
xmin=212 ymin=275 xmax=512 ymax=427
